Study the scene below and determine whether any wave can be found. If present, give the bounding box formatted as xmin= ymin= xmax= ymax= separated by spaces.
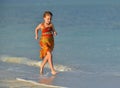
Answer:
xmin=0 ymin=55 xmax=72 ymax=72
xmin=16 ymin=78 xmax=67 ymax=88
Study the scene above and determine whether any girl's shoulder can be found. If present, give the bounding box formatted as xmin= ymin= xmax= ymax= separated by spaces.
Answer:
xmin=49 ymin=23 xmax=54 ymax=29
xmin=40 ymin=22 xmax=45 ymax=29
xmin=50 ymin=23 xmax=54 ymax=26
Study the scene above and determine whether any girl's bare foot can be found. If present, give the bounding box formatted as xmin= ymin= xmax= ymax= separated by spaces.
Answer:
xmin=51 ymin=71 xmax=58 ymax=75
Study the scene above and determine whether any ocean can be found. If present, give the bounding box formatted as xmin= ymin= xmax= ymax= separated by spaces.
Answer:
xmin=1 ymin=0 xmax=120 ymax=88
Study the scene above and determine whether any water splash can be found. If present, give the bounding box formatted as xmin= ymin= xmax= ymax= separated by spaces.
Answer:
xmin=0 ymin=55 xmax=72 ymax=72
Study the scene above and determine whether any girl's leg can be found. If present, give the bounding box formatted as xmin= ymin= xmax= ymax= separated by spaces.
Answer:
xmin=40 ymin=55 xmax=48 ymax=74
xmin=47 ymin=51 xmax=57 ymax=75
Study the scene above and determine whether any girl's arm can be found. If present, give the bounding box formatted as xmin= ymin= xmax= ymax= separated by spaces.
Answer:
xmin=35 ymin=23 xmax=41 ymax=40
xmin=52 ymin=24 xmax=57 ymax=36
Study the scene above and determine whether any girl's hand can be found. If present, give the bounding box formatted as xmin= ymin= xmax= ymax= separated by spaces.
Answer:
xmin=54 ymin=31 xmax=57 ymax=36
xmin=35 ymin=36 xmax=38 ymax=40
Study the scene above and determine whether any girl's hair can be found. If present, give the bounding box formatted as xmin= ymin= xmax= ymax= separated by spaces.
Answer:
xmin=43 ymin=11 xmax=53 ymax=17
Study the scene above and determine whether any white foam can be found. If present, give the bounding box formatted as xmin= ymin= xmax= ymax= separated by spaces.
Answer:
xmin=16 ymin=78 xmax=67 ymax=88
xmin=0 ymin=55 xmax=72 ymax=72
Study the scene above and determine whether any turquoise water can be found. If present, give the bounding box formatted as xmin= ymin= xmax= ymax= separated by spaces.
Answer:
xmin=1 ymin=0 xmax=120 ymax=88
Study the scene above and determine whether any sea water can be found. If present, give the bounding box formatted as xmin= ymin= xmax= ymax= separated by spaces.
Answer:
xmin=1 ymin=0 xmax=120 ymax=88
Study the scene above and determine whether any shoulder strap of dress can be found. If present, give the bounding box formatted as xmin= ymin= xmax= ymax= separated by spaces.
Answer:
xmin=41 ymin=23 xmax=45 ymax=28
xmin=41 ymin=23 xmax=45 ymax=31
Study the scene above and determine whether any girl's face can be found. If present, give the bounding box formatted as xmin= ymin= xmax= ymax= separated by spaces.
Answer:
xmin=44 ymin=15 xmax=52 ymax=25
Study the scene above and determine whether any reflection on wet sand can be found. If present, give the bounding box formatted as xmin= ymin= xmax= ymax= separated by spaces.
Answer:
xmin=39 ymin=76 xmax=56 ymax=85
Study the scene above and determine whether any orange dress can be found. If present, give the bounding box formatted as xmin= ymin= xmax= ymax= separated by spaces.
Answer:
xmin=39 ymin=25 xmax=54 ymax=59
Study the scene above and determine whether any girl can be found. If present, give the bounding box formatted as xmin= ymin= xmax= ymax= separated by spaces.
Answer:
xmin=35 ymin=11 xmax=57 ymax=75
